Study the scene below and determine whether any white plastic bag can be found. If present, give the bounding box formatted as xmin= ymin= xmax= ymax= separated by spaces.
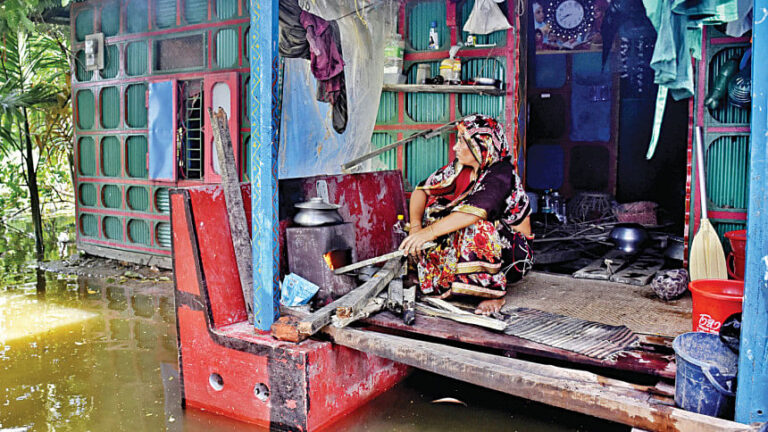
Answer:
xmin=463 ymin=0 xmax=511 ymax=35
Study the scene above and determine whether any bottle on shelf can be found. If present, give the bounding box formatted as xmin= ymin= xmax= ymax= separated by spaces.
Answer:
xmin=428 ymin=21 xmax=440 ymax=50
xmin=392 ymin=214 xmax=408 ymax=249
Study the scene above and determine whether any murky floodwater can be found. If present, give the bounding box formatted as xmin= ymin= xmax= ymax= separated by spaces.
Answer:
xmin=0 ymin=219 xmax=626 ymax=431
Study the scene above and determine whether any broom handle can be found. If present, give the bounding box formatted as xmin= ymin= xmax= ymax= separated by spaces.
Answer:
xmin=695 ymin=127 xmax=709 ymax=220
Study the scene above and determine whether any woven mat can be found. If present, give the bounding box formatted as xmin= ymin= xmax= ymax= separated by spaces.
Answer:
xmin=502 ymin=308 xmax=639 ymax=360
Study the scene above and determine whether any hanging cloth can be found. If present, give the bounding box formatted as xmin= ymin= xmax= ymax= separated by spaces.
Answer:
xmin=463 ymin=0 xmax=511 ymax=35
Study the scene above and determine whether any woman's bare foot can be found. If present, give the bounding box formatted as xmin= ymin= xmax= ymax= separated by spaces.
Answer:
xmin=474 ymin=298 xmax=505 ymax=316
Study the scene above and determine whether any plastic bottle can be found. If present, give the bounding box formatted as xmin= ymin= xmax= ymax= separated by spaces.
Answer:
xmin=383 ymin=33 xmax=404 ymax=74
xmin=392 ymin=214 xmax=408 ymax=248
xmin=428 ymin=21 xmax=440 ymax=50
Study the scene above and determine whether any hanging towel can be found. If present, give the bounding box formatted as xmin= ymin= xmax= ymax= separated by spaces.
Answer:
xmin=463 ymin=0 xmax=511 ymax=35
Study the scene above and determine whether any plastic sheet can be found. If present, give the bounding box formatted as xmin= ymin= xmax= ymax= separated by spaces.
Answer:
xmin=278 ymin=0 xmax=398 ymax=179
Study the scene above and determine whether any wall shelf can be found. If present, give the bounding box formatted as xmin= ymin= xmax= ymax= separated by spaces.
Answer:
xmin=382 ymin=83 xmax=504 ymax=96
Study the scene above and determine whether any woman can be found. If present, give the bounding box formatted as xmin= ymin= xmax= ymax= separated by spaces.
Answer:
xmin=399 ymin=115 xmax=533 ymax=316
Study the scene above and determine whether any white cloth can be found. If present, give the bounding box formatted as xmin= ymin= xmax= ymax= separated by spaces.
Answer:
xmin=463 ymin=0 xmax=512 ymax=35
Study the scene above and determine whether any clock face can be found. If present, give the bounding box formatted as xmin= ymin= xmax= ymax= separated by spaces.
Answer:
xmin=555 ymin=0 xmax=584 ymax=29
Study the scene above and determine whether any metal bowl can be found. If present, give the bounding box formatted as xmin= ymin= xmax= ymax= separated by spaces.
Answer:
xmin=609 ymin=223 xmax=648 ymax=254
xmin=294 ymin=197 xmax=343 ymax=226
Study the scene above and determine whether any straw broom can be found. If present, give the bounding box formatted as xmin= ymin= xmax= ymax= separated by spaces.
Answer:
xmin=689 ymin=127 xmax=727 ymax=281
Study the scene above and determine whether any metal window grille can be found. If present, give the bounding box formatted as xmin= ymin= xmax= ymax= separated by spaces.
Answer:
xmin=177 ymin=80 xmax=204 ymax=180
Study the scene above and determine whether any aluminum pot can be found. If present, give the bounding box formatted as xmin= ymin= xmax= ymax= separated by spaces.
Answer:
xmin=609 ymin=223 xmax=648 ymax=254
xmin=294 ymin=197 xmax=343 ymax=226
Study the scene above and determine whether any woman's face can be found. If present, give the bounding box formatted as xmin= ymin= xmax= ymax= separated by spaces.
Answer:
xmin=454 ymin=137 xmax=479 ymax=168
xmin=534 ymin=5 xmax=545 ymax=23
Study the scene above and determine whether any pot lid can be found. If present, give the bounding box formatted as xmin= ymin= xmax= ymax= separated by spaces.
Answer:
xmin=294 ymin=197 xmax=340 ymax=210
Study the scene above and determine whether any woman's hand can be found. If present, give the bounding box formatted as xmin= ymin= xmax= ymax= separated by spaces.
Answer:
xmin=398 ymin=225 xmax=436 ymax=256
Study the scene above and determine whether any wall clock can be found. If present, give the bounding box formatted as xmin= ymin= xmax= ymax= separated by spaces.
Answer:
xmin=545 ymin=0 xmax=595 ymax=41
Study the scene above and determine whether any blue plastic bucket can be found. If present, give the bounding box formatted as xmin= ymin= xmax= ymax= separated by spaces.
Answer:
xmin=673 ymin=332 xmax=738 ymax=418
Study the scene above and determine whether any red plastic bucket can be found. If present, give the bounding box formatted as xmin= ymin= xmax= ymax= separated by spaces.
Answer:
xmin=689 ymin=280 xmax=744 ymax=334
xmin=724 ymin=230 xmax=746 ymax=280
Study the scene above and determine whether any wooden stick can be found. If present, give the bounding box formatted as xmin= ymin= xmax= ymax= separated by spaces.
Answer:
xmin=209 ymin=108 xmax=253 ymax=322
xmin=402 ymin=286 xmax=416 ymax=325
xmin=416 ymin=303 xmax=507 ymax=331
xmin=332 ymin=296 xmax=386 ymax=328
xmin=333 ymin=242 xmax=435 ymax=275
xmin=386 ymin=276 xmax=404 ymax=315
xmin=336 ymin=258 xmax=403 ymax=318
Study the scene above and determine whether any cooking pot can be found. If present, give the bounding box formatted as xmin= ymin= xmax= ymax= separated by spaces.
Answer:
xmin=294 ymin=197 xmax=343 ymax=226
xmin=609 ymin=223 xmax=648 ymax=254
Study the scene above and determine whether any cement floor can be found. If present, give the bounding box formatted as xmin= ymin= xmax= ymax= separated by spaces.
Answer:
xmin=501 ymin=271 xmax=692 ymax=337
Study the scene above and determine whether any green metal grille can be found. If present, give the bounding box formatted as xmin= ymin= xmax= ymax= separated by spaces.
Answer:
xmin=79 ymin=183 xmax=97 ymax=206
xmin=185 ymin=0 xmax=207 ymax=24
xmin=154 ymin=0 xmax=177 ymax=28
xmin=102 ymin=184 xmax=122 ymax=208
xmin=459 ymin=0 xmax=507 ymax=46
xmin=126 ymin=136 xmax=148 ymax=178
xmin=406 ymin=62 xmax=448 ymax=123
xmin=459 ymin=58 xmax=505 ymax=118
xmin=125 ymin=84 xmax=147 ymax=128
xmin=178 ymin=80 xmax=204 ymax=179
xmin=216 ymin=28 xmax=238 ymax=68
xmin=155 ymin=188 xmax=170 ymax=213
xmin=713 ymin=221 xmax=747 ymax=246
xmin=103 ymin=216 xmax=122 ymax=240
xmin=78 ymin=137 xmax=96 ymax=175
xmin=75 ymin=50 xmax=93 ymax=82
xmin=100 ymin=86 xmax=120 ymax=129
xmin=101 ymin=2 xmax=120 ymax=36
xmin=406 ymin=134 xmax=448 ymax=187
xmin=77 ymin=90 xmax=95 ymax=129
xmin=102 ymin=45 xmax=119 ymax=79
xmin=126 ymin=42 xmax=148 ymax=76
xmin=376 ymin=92 xmax=397 ymax=124
xmin=707 ymin=135 xmax=750 ymax=210
xmin=407 ymin=1 xmax=448 ymax=51
xmin=217 ymin=0 xmax=238 ymax=19
xmin=128 ymin=219 xmax=150 ymax=245
xmin=127 ymin=186 xmax=149 ymax=211
xmin=241 ymin=75 xmax=250 ymax=126
xmin=372 ymin=132 xmax=398 ymax=170
xmin=80 ymin=214 xmax=98 ymax=237
xmin=707 ymin=47 xmax=750 ymax=124
xmin=101 ymin=136 xmax=120 ymax=176
xmin=240 ymin=134 xmax=250 ymax=181
xmin=156 ymin=222 xmax=171 ymax=247
xmin=75 ymin=8 xmax=94 ymax=42
xmin=126 ymin=0 xmax=148 ymax=33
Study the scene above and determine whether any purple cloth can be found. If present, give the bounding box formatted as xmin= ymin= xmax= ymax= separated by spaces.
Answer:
xmin=300 ymin=11 xmax=344 ymax=101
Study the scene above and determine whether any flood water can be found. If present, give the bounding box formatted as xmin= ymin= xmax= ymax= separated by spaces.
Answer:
xmin=0 ymin=219 xmax=627 ymax=431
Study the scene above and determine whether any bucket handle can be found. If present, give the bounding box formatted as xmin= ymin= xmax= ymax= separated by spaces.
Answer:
xmin=727 ymin=252 xmax=738 ymax=279
xmin=703 ymin=366 xmax=736 ymax=397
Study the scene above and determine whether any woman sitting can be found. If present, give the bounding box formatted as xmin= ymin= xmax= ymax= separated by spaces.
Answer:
xmin=399 ymin=115 xmax=533 ymax=316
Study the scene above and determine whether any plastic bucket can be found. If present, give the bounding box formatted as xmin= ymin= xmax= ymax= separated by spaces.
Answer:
xmin=673 ymin=332 xmax=738 ymax=418
xmin=724 ymin=230 xmax=747 ymax=280
xmin=689 ymin=280 xmax=743 ymax=334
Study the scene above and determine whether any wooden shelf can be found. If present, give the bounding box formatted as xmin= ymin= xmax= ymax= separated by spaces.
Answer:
xmin=382 ymin=83 xmax=504 ymax=96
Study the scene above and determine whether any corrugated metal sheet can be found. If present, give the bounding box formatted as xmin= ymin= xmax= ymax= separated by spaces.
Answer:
xmin=101 ymin=136 xmax=120 ymax=176
xmin=77 ymin=90 xmax=95 ymax=129
xmin=75 ymin=50 xmax=92 ymax=82
xmin=241 ymin=75 xmax=250 ymax=126
xmin=155 ymin=0 xmax=177 ymax=28
xmin=714 ymin=221 xmax=747 ymax=245
xmin=127 ymin=186 xmax=149 ymax=211
xmin=708 ymin=47 xmax=750 ymax=124
xmin=125 ymin=0 xmax=148 ymax=33
xmin=459 ymin=58 xmax=505 ymax=118
xmin=102 ymin=184 xmax=122 ymax=208
xmin=376 ymin=91 xmax=397 ymax=124
xmin=240 ymin=134 xmax=250 ymax=180
xmin=128 ymin=219 xmax=150 ymax=245
xmin=216 ymin=28 xmax=238 ymax=68
xmin=407 ymin=1 xmax=448 ymax=51
xmin=707 ymin=135 xmax=750 ymax=210
xmin=155 ymin=188 xmax=170 ymax=213
xmin=102 ymin=216 xmax=122 ymax=240
xmin=126 ymin=41 xmax=148 ymax=76
xmin=125 ymin=84 xmax=147 ymax=127
xmin=406 ymin=133 xmax=448 ymax=187
xmin=185 ymin=0 xmax=207 ymax=24
xmin=126 ymin=136 xmax=148 ymax=178
xmin=75 ymin=8 xmax=93 ymax=42
xmin=79 ymin=183 xmax=96 ymax=206
xmin=406 ymin=61 xmax=448 ymax=123
xmin=372 ymin=132 xmax=397 ymax=170
xmin=102 ymin=45 xmax=119 ymax=79
xmin=80 ymin=214 xmax=98 ymax=237
xmin=101 ymin=2 xmax=120 ymax=37
xmin=156 ymin=222 xmax=171 ymax=247
xmin=459 ymin=0 xmax=506 ymax=46
xmin=78 ymin=137 xmax=96 ymax=175
xmin=100 ymin=86 xmax=120 ymax=129
xmin=217 ymin=0 xmax=237 ymax=19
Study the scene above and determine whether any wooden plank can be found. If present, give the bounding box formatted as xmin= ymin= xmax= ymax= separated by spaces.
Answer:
xmin=416 ymin=303 xmax=507 ymax=331
xmin=572 ymin=249 xmax=629 ymax=280
xmin=382 ymin=83 xmax=504 ymax=96
xmin=386 ymin=277 xmax=404 ymax=315
xmin=332 ymin=297 xmax=386 ymax=328
xmin=402 ymin=286 xmax=416 ymax=325
xmin=362 ymin=312 xmax=677 ymax=379
xmin=209 ymin=108 xmax=253 ymax=322
xmin=336 ymin=258 xmax=403 ymax=318
xmin=323 ymin=326 xmax=755 ymax=432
